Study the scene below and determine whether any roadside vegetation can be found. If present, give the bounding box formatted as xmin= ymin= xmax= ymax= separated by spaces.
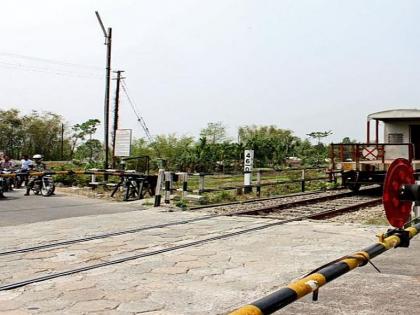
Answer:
xmin=1 ymin=108 xmax=343 ymax=204
xmin=1 ymin=109 xmax=334 ymax=173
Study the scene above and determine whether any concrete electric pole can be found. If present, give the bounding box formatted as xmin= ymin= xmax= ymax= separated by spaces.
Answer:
xmin=95 ymin=11 xmax=112 ymax=170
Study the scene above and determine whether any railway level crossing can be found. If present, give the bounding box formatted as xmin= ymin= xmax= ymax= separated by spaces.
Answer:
xmin=229 ymin=158 xmax=420 ymax=314
xmin=2 ymin=159 xmax=420 ymax=313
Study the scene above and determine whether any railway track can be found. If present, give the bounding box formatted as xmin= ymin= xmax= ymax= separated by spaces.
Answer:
xmin=236 ymin=195 xmax=382 ymax=220
xmin=189 ymin=189 xmax=335 ymax=210
xmin=0 ymin=187 xmax=382 ymax=291
xmin=0 ymin=188 xmax=379 ymax=257
xmin=203 ymin=186 xmax=381 ymax=215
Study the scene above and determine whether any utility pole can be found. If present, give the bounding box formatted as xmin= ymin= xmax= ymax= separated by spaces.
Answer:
xmin=95 ymin=11 xmax=112 ymax=171
xmin=112 ymin=70 xmax=125 ymax=168
xmin=61 ymin=123 xmax=64 ymax=160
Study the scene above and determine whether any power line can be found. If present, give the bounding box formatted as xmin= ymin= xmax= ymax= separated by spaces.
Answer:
xmin=0 ymin=52 xmax=103 ymax=70
xmin=0 ymin=61 xmax=103 ymax=79
xmin=120 ymin=80 xmax=154 ymax=142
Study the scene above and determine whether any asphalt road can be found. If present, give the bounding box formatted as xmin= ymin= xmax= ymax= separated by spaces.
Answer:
xmin=0 ymin=189 xmax=144 ymax=227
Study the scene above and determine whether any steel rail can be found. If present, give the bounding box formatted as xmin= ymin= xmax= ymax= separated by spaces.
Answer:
xmin=0 ymin=203 xmax=384 ymax=291
xmin=0 ymin=189 xmax=377 ymax=257
xmin=189 ymin=190 xmax=326 ymax=210
xmin=0 ymin=214 xmax=216 ymax=256
xmin=190 ymin=186 xmax=378 ymax=211
xmin=0 ymin=189 xmax=380 ymax=257
xmin=225 ymin=188 xmax=380 ymax=216
xmin=238 ymin=198 xmax=382 ymax=220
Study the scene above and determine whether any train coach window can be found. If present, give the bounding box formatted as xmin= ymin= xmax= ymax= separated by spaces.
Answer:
xmin=388 ymin=133 xmax=403 ymax=143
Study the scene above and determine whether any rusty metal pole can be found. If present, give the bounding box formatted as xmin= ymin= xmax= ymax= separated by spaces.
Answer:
xmin=366 ymin=120 xmax=370 ymax=144
xmin=112 ymin=70 xmax=124 ymax=168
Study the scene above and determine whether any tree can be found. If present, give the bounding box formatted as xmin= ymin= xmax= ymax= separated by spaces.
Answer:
xmin=305 ymin=131 xmax=332 ymax=165
xmin=74 ymin=139 xmax=103 ymax=162
xmin=200 ymin=122 xmax=227 ymax=144
xmin=238 ymin=125 xmax=299 ymax=167
xmin=342 ymin=137 xmax=356 ymax=144
xmin=306 ymin=131 xmax=333 ymax=144
xmin=0 ymin=109 xmax=69 ymax=160
xmin=0 ymin=109 xmax=24 ymax=158
xmin=70 ymin=119 xmax=101 ymax=159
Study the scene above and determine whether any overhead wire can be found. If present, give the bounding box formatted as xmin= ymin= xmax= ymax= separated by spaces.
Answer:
xmin=0 ymin=52 xmax=103 ymax=70
xmin=0 ymin=61 xmax=103 ymax=79
xmin=0 ymin=51 xmax=106 ymax=79
xmin=120 ymin=80 xmax=153 ymax=142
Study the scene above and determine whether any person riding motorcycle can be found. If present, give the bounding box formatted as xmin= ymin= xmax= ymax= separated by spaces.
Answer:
xmin=0 ymin=155 xmax=15 ymax=169
xmin=25 ymin=154 xmax=47 ymax=196
xmin=0 ymin=155 xmax=16 ymax=191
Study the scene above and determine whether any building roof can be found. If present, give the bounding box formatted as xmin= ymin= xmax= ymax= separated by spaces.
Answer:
xmin=368 ymin=109 xmax=420 ymax=121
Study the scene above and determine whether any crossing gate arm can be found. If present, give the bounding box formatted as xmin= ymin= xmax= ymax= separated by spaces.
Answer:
xmin=228 ymin=223 xmax=420 ymax=315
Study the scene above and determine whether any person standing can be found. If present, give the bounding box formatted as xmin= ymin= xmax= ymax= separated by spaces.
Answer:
xmin=20 ymin=155 xmax=33 ymax=187
xmin=20 ymin=155 xmax=33 ymax=171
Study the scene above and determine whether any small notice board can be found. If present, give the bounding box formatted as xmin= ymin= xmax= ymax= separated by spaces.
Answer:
xmin=114 ymin=129 xmax=132 ymax=157
xmin=244 ymin=149 xmax=254 ymax=173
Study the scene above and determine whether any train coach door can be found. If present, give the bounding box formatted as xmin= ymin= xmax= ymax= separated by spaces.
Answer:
xmin=409 ymin=125 xmax=420 ymax=159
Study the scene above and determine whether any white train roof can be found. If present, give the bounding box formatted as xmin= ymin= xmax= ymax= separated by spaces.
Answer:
xmin=368 ymin=109 xmax=420 ymax=121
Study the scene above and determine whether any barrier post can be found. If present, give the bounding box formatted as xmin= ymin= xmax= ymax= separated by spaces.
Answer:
xmin=182 ymin=173 xmax=188 ymax=198
xmin=169 ymin=172 xmax=174 ymax=193
xmin=164 ymin=171 xmax=171 ymax=204
xmin=256 ymin=169 xmax=262 ymax=197
xmin=198 ymin=173 xmax=205 ymax=195
xmin=301 ymin=169 xmax=305 ymax=192
xmin=153 ymin=169 xmax=164 ymax=207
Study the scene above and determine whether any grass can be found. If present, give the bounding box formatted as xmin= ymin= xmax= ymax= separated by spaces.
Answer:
xmin=363 ymin=216 xmax=389 ymax=226
xmin=52 ymin=165 xmax=336 ymax=206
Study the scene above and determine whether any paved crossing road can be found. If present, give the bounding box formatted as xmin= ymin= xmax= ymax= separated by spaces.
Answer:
xmin=0 ymin=189 xmax=143 ymax=227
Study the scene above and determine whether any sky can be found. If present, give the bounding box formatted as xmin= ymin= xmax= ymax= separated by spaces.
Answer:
xmin=1 ymin=0 xmax=420 ymax=143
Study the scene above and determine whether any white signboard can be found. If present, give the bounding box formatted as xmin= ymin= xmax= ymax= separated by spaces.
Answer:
xmin=244 ymin=149 xmax=254 ymax=173
xmin=114 ymin=129 xmax=132 ymax=157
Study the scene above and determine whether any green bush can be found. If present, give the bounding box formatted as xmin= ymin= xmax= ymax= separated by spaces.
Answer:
xmin=175 ymin=199 xmax=188 ymax=210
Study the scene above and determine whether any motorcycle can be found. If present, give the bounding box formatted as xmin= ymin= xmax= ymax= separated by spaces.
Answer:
xmin=0 ymin=176 xmax=5 ymax=198
xmin=31 ymin=174 xmax=55 ymax=196
xmin=0 ymin=169 xmax=14 ymax=192
xmin=14 ymin=169 xmax=28 ymax=189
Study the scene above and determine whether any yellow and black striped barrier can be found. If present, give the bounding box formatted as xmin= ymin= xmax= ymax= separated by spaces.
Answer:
xmin=228 ymin=223 xmax=420 ymax=315
xmin=0 ymin=170 xmax=146 ymax=178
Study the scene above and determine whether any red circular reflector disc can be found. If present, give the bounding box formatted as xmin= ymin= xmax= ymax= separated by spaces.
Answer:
xmin=383 ymin=158 xmax=414 ymax=228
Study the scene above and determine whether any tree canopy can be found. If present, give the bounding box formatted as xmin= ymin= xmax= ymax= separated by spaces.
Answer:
xmin=0 ymin=110 xmax=331 ymax=172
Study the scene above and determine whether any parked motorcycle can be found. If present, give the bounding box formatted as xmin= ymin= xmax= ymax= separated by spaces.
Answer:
xmin=0 ymin=176 xmax=5 ymax=198
xmin=31 ymin=174 xmax=55 ymax=196
xmin=0 ymin=169 xmax=14 ymax=192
